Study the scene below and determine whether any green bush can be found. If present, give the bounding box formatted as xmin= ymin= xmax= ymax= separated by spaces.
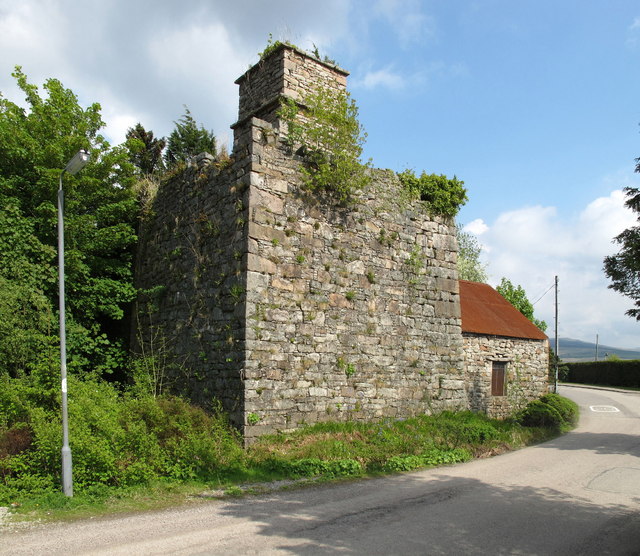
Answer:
xmin=518 ymin=400 xmax=564 ymax=429
xmin=0 ymin=374 xmax=244 ymax=503
xmin=397 ymin=169 xmax=468 ymax=217
xmin=539 ymin=393 xmax=579 ymax=426
xmin=431 ymin=411 xmax=501 ymax=449
xmin=382 ymin=448 xmax=470 ymax=472
xmin=279 ymin=87 xmax=371 ymax=204
xmin=517 ymin=394 xmax=578 ymax=431
xmin=263 ymin=457 xmax=363 ymax=479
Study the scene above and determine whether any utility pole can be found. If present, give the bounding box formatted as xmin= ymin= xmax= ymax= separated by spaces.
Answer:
xmin=595 ymin=334 xmax=599 ymax=361
xmin=554 ymin=275 xmax=559 ymax=393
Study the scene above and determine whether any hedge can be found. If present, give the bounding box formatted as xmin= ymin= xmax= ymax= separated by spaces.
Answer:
xmin=565 ymin=360 xmax=640 ymax=388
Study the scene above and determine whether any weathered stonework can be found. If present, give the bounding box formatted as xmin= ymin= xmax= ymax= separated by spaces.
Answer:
xmin=239 ymin=117 xmax=466 ymax=440
xmin=464 ymin=333 xmax=549 ymax=418
xmin=135 ymin=43 xmax=548 ymax=441
xmin=135 ymin=44 xmax=468 ymax=440
xmin=134 ymin=153 xmax=249 ymax=425
xmin=235 ymin=45 xmax=348 ymax=128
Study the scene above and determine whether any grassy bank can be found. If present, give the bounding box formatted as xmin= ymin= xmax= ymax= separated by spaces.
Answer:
xmin=1 ymin=386 xmax=578 ymax=524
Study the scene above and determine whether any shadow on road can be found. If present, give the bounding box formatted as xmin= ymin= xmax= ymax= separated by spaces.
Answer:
xmin=218 ymin=472 xmax=640 ymax=554
xmin=543 ymin=431 xmax=640 ymax=456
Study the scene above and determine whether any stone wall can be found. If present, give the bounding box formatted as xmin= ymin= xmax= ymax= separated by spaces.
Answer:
xmin=135 ymin=44 xmax=468 ymax=440
xmin=463 ymin=333 xmax=549 ymax=418
xmin=240 ymin=116 xmax=466 ymax=440
xmin=134 ymin=154 xmax=250 ymax=426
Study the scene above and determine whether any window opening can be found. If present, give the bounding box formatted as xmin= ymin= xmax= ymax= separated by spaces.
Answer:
xmin=491 ymin=361 xmax=507 ymax=396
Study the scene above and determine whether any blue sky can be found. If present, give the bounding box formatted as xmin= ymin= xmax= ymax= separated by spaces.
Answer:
xmin=1 ymin=0 xmax=639 ymax=349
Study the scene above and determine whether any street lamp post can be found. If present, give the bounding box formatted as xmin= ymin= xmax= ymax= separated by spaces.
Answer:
xmin=58 ymin=149 xmax=90 ymax=497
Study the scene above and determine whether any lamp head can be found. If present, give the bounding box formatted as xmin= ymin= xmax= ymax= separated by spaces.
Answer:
xmin=64 ymin=150 xmax=90 ymax=175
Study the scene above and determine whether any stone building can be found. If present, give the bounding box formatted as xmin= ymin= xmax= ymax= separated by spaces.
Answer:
xmin=459 ymin=280 xmax=549 ymax=418
xmin=135 ymin=44 xmax=548 ymax=441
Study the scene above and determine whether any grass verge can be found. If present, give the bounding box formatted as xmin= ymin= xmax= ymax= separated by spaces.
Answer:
xmin=2 ymin=398 xmax=578 ymax=525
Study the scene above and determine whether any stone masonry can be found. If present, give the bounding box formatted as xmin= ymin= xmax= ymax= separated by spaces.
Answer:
xmin=136 ymin=44 xmax=543 ymax=441
xmin=135 ymin=45 xmax=466 ymax=440
xmin=464 ymin=334 xmax=549 ymax=418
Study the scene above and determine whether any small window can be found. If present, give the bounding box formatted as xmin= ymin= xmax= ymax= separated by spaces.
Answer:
xmin=491 ymin=361 xmax=507 ymax=396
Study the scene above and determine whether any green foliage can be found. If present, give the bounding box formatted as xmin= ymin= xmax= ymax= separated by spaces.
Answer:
xmin=263 ymin=457 xmax=362 ymax=479
xmin=279 ymin=88 xmax=371 ymax=204
xmin=2 ymin=383 xmax=567 ymax=507
xmin=603 ymin=184 xmax=640 ymax=320
xmin=382 ymin=448 xmax=470 ymax=472
xmin=337 ymin=357 xmax=356 ymax=377
xmin=165 ymin=107 xmax=216 ymax=167
xmin=0 ymin=277 xmax=57 ymax=377
xmin=249 ymin=410 xmax=525 ymax=477
xmin=258 ymin=34 xmax=298 ymax=60
xmin=397 ymin=169 xmax=468 ymax=218
xmin=0 ymin=67 xmax=138 ymax=379
xmin=496 ymin=278 xmax=547 ymax=331
xmin=517 ymin=400 xmax=564 ymax=429
xmin=564 ymin=359 xmax=640 ymax=388
xmin=125 ymin=123 xmax=166 ymax=175
xmin=517 ymin=394 xmax=578 ymax=431
xmin=539 ymin=393 xmax=579 ymax=426
xmin=0 ymin=374 xmax=244 ymax=503
xmin=456 ymin=225 xmax=488 ymax=282
xmin=247 ymin=412 xmax=261 ymax=425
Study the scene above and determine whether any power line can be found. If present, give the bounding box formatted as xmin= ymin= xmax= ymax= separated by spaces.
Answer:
xmin=532 ymin=281 xmax=556 ymax=306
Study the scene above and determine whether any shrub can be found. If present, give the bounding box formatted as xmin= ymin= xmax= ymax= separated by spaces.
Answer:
xmin=397 ymin=169 xmax=468 ymax=217
xmin=518 ymin=400 xmax=564 ymax=429
xmin=382 ymin=448 xmax=470 ymax=472
xmin=539 ymin=393 xmax=579 ymax=426
xmin=432 ymin=411 xmax=501 ymax=448
xmin=262 ymin=457 xmax=363 ymax=479
xmin=0 ymin=375 xmax=245 ymax=503
xmin=279 ymin=88 xmax=371 ymax=204
xmin=565 ymin=360 xmax=640 ymax=388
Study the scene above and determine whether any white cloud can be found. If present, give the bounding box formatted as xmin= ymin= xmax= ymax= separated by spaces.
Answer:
xmin=463 ymin=218 xmax=488 ymax=235
xmin=373 ymin=0 xmax=435 ymax=47
xmin=0 ymin=0 xmax=354 ymax=145
xmin=464 ymin=190 xmax=638 ymax=349
xmin=357 ymin=67 xmax=406 ymax=90
xmin=352 ymin=59 xmax=465 ymax=92
xmin=627 ymin=16 xmax=640 ymax=48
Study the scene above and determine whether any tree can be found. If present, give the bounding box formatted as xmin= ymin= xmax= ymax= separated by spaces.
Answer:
xmin=457 ymin=225 xmax=488 ymax=282
xmin=126 ymin=123 xmax=166 ymax=175
xmin=0 ymin=67 xmax=138 ymax=378
xmin=496 ymin=278 xmax=547 ymax=332
xmin=603 ymin=185 xmax=640 ymax=320
xmin=164 ymin=107 xmax=216 ymax=167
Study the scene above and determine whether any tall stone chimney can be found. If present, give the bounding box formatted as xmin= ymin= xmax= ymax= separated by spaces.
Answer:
xmin=232 ymin=43 xmax=349 ymax=131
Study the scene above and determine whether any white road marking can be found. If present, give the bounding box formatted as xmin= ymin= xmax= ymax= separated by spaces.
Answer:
xmin=589 ymin=405 xmax=620 ymax=413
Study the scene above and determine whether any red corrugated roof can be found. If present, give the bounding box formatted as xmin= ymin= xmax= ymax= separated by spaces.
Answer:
xmin=459 ymin=280 xmax=548 ymax=340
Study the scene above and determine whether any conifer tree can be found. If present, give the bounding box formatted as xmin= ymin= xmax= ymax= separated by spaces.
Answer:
xmin=164 ymin=107 xmax=216 ymax=166
xmin=126 ymin=123 xmax=166 ymax=175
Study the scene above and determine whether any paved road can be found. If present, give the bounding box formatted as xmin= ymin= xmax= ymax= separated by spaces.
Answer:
xmin=2 ymin=385 xmax=639 ymax=555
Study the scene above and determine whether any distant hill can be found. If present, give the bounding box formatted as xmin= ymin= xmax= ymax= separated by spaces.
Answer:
xmin=556 ymin=337 xmax=640 ymax=362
